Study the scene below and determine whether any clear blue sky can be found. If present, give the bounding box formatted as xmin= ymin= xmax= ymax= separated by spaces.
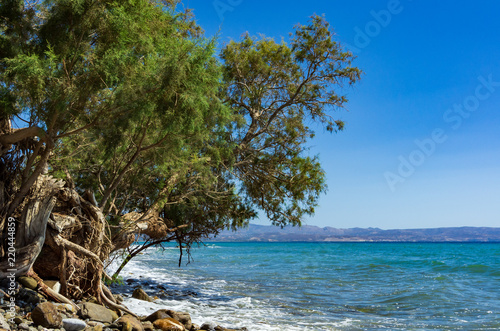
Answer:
xmin=183 ymin=0 xmax=500 ymax=229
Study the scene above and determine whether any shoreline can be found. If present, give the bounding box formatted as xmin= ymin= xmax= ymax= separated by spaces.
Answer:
xmin=0 ymin=276 xmax=249 ymax=331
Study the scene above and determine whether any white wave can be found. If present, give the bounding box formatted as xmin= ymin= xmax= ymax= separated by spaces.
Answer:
xmin=114 ymin=248 xmax=350 ymax=330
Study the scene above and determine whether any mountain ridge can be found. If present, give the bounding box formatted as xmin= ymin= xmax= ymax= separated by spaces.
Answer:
xmin=208 ymin=224 xmax=500 ymax=242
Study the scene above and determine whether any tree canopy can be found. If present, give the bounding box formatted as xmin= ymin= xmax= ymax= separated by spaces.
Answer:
xmin=0 ymin=0 xmax=361 ymax=302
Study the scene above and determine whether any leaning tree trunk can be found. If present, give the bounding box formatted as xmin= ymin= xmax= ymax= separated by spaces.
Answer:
xmin=0 ymin=175 xmax=64 ymax=278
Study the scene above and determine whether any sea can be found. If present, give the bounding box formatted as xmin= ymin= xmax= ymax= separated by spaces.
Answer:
xmin=108 ymin=242 xmax=500 ymax=330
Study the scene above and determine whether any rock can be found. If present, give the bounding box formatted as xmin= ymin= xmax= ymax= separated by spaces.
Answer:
xmin=17 ymin=288 xmax=42 ymax=305
xmin=78 ymin=302 xmax=114 ymax=323
xmin=17 ymin=277 xmax=38 ymax=290
xmin=31 ymin=302 xmax=63 ymax=328
xmin=143 ymin=310 xmax=170 ymax=323
xmin=166 ymin=311 xmax=191 ymax=331
xmin=62 ymin=318 xmax=87 ymax=331
xmin=87 ymin=321 xmax=105 ymax=331
xmin=141 ymin=321 xmax=154 ymax=331
xmin=153 ymin=318 xmax=184 ymax=331
xmin=116 ymin=315 xmax=143 ymax=331
xmin=142 ymin=309 xmax=190 ymax=330
xmin=131 ymin=288 xmax=151 ymax=302
xmin=53 ymin=303 xmax=78 ymax=315
xmin=190 ymin=324 xmax=200 ymax=331
xmin=12 ymin=316 xmax=23 ymax=324
xmin=200 ymin=322 xmax=216 ymax=331
xmin=0 ymin=314 xmax=10 ymax=330
xmin=109 ymin=309 xmax=119 ymax=322
xmin=18 ymin=323 xmax=30 ymax=330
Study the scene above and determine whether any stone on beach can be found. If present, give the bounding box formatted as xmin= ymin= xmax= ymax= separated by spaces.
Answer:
xmin=78 ymin=302 xmax=114 ymax=323
xmin=0 ymin=314 xmax=10 ymax=330
xmin=132 ymin=288 xmax=152 ymax=302
xmin=143 ymin=309 xmax=192 ymax=330
xmin=17 ymin=277 xmax=38 ymax=290
xmin=153 ymin=318 xmax=185 ymax=331
xmin=116 ymin=314 xmax=144 ymax=331
xmin=143 ymin=309 xmax=170 ymax=322
xmin=62 ymin=318 xmax=87 ymax=331
xmin=31 ymin=302 xmax=63 ymax=328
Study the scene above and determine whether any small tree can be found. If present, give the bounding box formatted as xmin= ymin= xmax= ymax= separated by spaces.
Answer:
xmin=221 ymin=15 xmax=361 ymax=227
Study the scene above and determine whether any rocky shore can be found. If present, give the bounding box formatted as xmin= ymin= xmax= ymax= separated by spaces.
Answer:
xmin=0 ymin=277 xmax=247 ymax=331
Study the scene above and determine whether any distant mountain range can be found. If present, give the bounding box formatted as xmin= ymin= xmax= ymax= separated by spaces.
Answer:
xmin=208 ymin=224 xmax=500 ymax=242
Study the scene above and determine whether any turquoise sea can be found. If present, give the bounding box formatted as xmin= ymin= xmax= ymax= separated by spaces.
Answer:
xmin=114 ymin=242 xmax=500 ymax=330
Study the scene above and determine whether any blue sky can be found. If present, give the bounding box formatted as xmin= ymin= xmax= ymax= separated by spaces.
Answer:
xmin=183 ymin=0 xmax=500 ymax=229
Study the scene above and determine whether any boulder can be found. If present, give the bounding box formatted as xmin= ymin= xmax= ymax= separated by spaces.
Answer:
xmin=166 ymin=311 xmax=192 ymax=331
xmin=116 ymin=315 xmax=144 ymax=331
xmin=153 ymin=318 xmax=185 ymax=331
xmin=143 ymin=309 xmax=170 ymax=322
xmin=17 ymin=276 xmax=38 ymax=290
xmin=78 ymin=302 xmax=114 ymax=323
xmin=200 ymin=322 xmax=216 ymax=331
xmin=143 ymin=309 xmax=191 ymax=330
xmin=62 ymin=318 xmax=87 ymax=331
xmin=132 ymin=288 xmax=152 ymax=302
xmin=31 ymin=302 xmax=63 ymax=328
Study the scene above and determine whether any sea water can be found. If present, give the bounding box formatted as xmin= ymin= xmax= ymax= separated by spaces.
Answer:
xmin=108 ymin=242 xmax=500 ymax=330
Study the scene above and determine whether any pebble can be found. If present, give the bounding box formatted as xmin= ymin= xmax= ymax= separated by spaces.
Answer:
xmin=62 ymin=318 xmax=87 ymax=331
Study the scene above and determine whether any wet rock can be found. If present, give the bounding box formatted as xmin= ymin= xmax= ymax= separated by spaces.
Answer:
xmin=31 ymin=302 xmax=63 ymax=328
xmin=200 ymin=322 xmax=216 ymax=331
xmin=143 ymin=310 xmax=169 ymax=323
xmin=17 ymin=277 xmax=38 ymax=290
xmin=153 ymin=318 xmax=184 ymax=331
xmin=78 ymin=302 xmax=114 ymax=323
xmin=62 ymin=318 xmax=87 ymax=331
xmin=142 ymin=309 xmax=190 ymax=329
xmin=131 ymin=288 xmax=151 ymax=302
xmin=166 ymin=311 xmax=191 ymax=331
xmin=116 ymin=315 xmax=143 ymax=331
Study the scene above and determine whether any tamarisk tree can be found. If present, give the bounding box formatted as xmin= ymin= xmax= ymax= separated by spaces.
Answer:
xmin=0 ymin=0 xmax=361 ymax=308
xmin=0 ymin=0 xmax=232 ymax=304
xmin=221 ymin=15 xmax=361 ymax=227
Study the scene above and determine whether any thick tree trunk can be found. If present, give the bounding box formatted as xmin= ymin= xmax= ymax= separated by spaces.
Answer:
xmin=0 ymin=175 xmax=64 ymax=278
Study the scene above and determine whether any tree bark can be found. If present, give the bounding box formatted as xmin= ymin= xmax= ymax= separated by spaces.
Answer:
xmin=0 ymin=176 xmax=64 ymax=278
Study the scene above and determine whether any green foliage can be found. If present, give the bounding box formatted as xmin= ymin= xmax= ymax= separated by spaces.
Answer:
xmin=1 ymin=1 xmax=360 ymax=255
xmin=221 ymin=14 xmax=361 ymax=227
